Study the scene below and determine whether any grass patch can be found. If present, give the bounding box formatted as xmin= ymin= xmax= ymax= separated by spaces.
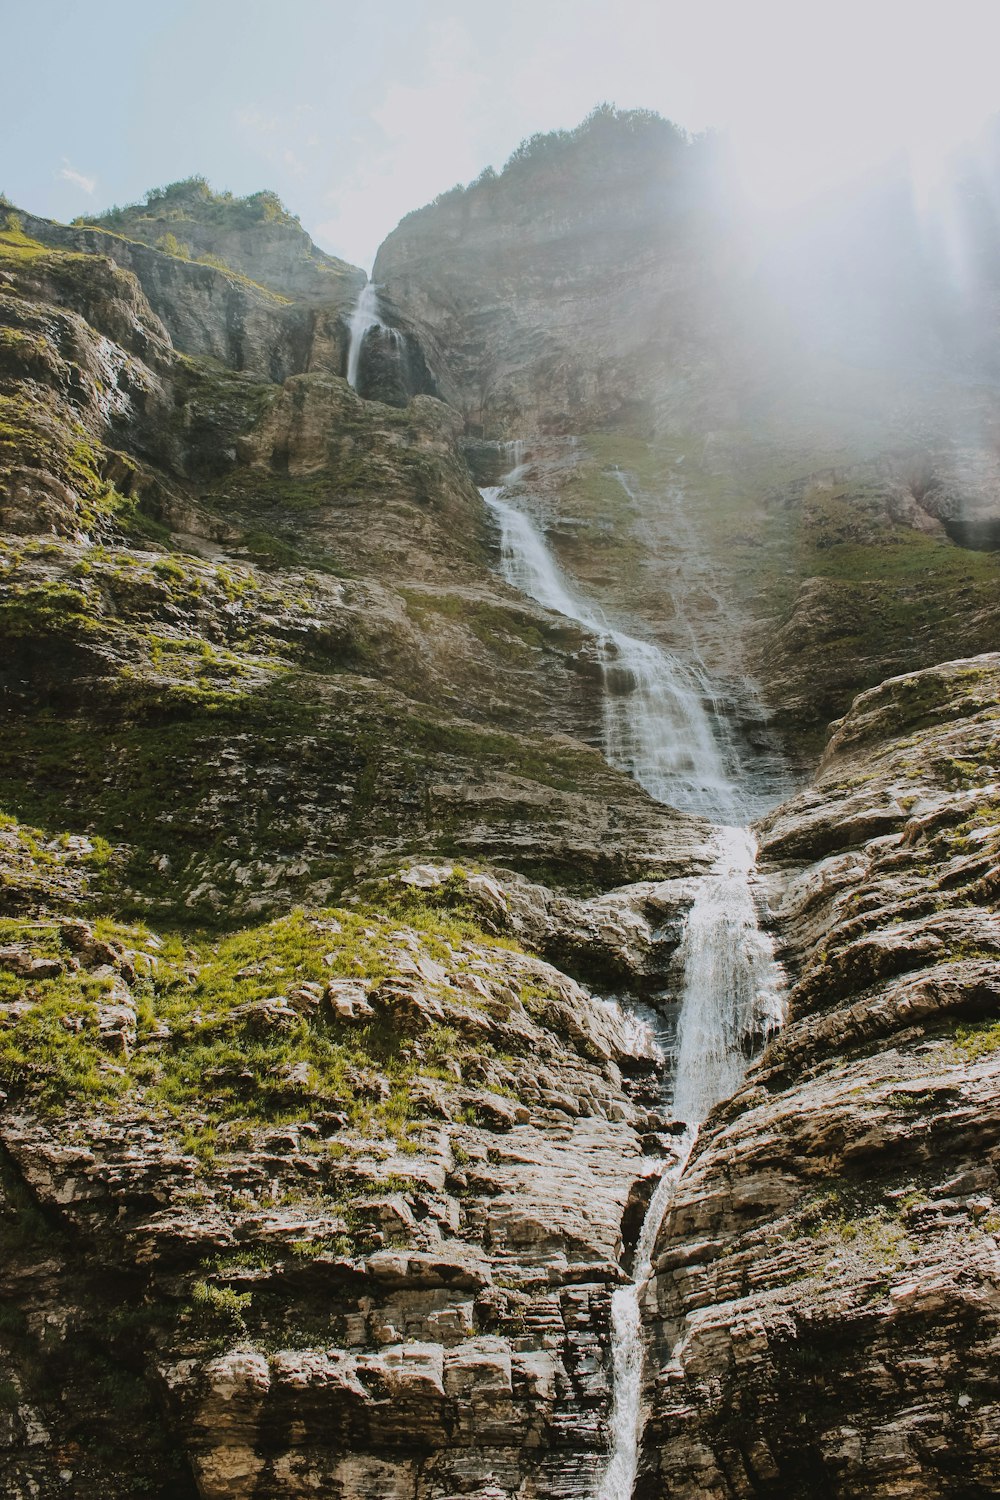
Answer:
xmin=0 ymin=889 xmax=525 ymax=1140
xmin=951 ymin=1019 xmax=1000 ymax=1062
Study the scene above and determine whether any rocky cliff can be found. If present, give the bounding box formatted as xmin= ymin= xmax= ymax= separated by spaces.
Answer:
xmin=0 ymin=115 xmax=998 ymax=1500
xmin=0 ymin=187 xmax=709 ymax=1497
xmin=376 ymin=109 xmax=1000 ymax=756
xmin=643 ymin=654 xmax=1000 ymax=1497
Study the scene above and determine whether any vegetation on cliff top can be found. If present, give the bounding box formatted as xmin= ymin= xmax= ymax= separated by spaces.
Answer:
xmin=76 ymin=176 xmax=301 ymax=234
xmin=70 ymin=175 xmax=362 ymax=301
xmin=409 ymin=104 xmax=694 ymax=220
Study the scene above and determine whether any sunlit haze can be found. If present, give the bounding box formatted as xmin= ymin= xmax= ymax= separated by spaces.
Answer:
xmin=4 ymin=0 xmax=1000 ymax=267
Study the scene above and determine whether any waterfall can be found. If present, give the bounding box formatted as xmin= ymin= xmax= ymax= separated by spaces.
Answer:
xmin=479 ymin=458 xmax=786 ymax=1499
xmin=673 ymin=825 xmax=785 ymax=1123
xmin=480 ymin=486 xmax=738 ymax=821
xmin=346 ymin=281 xmax=398 ymax=391
xmin=596 ymin=832 xmax=783 ymax=1500
xmin=597 ymin=1129 xmax=696 ymax=1500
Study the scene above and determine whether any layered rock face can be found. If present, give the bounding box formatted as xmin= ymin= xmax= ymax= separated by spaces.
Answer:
xmin=75 ymin=178 xmax=365 ymax=307
xmin=376 ymin=112 xmax=1000 ymax=756
xmin=1 ymin=204 xmax=703 ymax=922
xmin=0 ymin=188 xmax=711 ymax=1497
xmin=0 ymin=119 xmax=998 ymax=1500
xmin=642 ymin=655 xmax=1000 ymax=1498
xmin=374 ymin=111 xmax=717 ymax=438
xmin=0 ymin=869 xmax=694 ymax=1500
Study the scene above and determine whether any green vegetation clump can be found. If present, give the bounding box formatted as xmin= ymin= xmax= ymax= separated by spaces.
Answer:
xmin=0 ymin=580 xmax=96 ymax=641
xmin=0 ymin=216 xmax=49 ymax=263
xmin=951 ymin=1019 xmax=1000 ymax=1062
xmin=155 ymin=231 xmax=190 ymax=259
xmin=0 ymin=878 xmax=527 ymax=1147
xmin=78 ymin=177 xmax=301 ymax=234
xmin=800 ymin=1179 xmax=924 ymax=1282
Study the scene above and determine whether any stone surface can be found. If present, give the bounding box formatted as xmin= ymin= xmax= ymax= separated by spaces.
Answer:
xmin=1 ymin=125 xmax=999 ymax=1500
xmin=641 ymin=654 xmax=1000 ymax=1499
xmin=0 ymin=902 xmax=688 ymax=1498
xmin=376 ymin=117 xmax=1000 ymax=759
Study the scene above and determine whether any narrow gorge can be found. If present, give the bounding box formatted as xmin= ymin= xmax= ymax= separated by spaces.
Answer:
xmin=0 ymin=110 xmax=998 ymax=1500
xmin=482 ymin=453 xmax=786 ymax=1496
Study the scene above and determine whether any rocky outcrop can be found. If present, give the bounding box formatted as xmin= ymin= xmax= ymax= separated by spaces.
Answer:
xmin=641 ymin=654 xmax=1000 ymax=1498
xmin=16 ymin=211 xmax=349 ymax=383
xmin=0 ymin=860 xmax=700 ymax=1499
xmin=375 ymin=113 xmax=1000 ymax=761
xmin=374 ymin=110 xmax=717 ymax=438
xmin=75 ymin=179 xmax=364 ymax=306
xmin=1 ymin=208 xmax=711 ymax=922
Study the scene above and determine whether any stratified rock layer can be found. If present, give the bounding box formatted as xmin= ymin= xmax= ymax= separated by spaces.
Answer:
xmin=0 ymin=865 xmax=700 ymax=1499
xmin=642 ymin=654 xmax=1000 ymax=1499
xmin=1 ymin=126 xmax=999 ymax=1500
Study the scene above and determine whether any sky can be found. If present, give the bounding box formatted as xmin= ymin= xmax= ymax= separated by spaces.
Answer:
xmin=4 ymin=0 xmax=1000 ymax=270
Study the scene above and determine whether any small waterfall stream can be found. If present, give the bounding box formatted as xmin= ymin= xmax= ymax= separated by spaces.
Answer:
xmin=480 ymin=458 xmax=786 ymax=1499
xmin=346 ymin=281 xmax=399 ymax=390
xmin=597 ymin=826 xmax=784 ymax=1500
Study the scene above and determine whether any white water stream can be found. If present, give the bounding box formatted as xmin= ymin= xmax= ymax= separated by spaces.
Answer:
xmin=481 ymin=485 xmax=739 ymax=821
xmin=346 ymin=281 xmax=399 ymax=391
xmin=596 ymin=825 xmax=784 ymax=1500
xmin=480 ymin=456 xmax=786 ymax=1500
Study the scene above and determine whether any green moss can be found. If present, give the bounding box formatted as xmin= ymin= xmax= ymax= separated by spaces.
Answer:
xmin=0 ymin=386 xmax=150 ymax=545
xmin=403 ymin=711 xmax=598 ymax=791
xmin=952 ymin=1019 xmax=1000 ymax=1061
xmin=0 ymin=889 xmax=530 ymax=1148
xmin=0 ymin=581 xmax=97 ymax=641
xmin=0 ymin=216 xmax=49 ymax=262
xmin=800 ymin=1179 xmax=924 ymax=1281
xmin=359 ymin=868 xmax=513 ymax=954
xmin=0 ymin=391 xmax=102 ymax=493
xmin=236 ymin=529 xmax=341 ymax=572
xmin=400 ymin=587 xmax=556 ymax=661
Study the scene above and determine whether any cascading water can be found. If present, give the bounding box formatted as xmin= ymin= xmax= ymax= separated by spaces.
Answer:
xmin=611 ymin=467 xmax=793 ymax=816
xmin=673 ymin=824 xmax=786 ymax=1124
xmin=346 ymin=281 xmax=399 ymax=391
xmin=479 ymin=456 xmax=786 ymax=1500
xmin=596 ymin=826 xmax=783 ymax=1500
xmin=597 ymin=1128 xmax=695 ymax=1500
xmin=481 ymin=486 xmax=738 ymax=821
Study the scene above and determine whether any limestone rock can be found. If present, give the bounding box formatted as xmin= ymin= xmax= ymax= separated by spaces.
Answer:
xmin=641 ymin=653 xmax=1000 ymax=1498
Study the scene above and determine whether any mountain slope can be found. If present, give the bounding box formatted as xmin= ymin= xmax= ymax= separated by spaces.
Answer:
xmin=0 ymin=117 xmax=997 ymax=1499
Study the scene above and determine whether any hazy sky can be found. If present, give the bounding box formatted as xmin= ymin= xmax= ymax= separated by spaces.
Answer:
xmin=5 ymin=0 xmax=1000 ymax=269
